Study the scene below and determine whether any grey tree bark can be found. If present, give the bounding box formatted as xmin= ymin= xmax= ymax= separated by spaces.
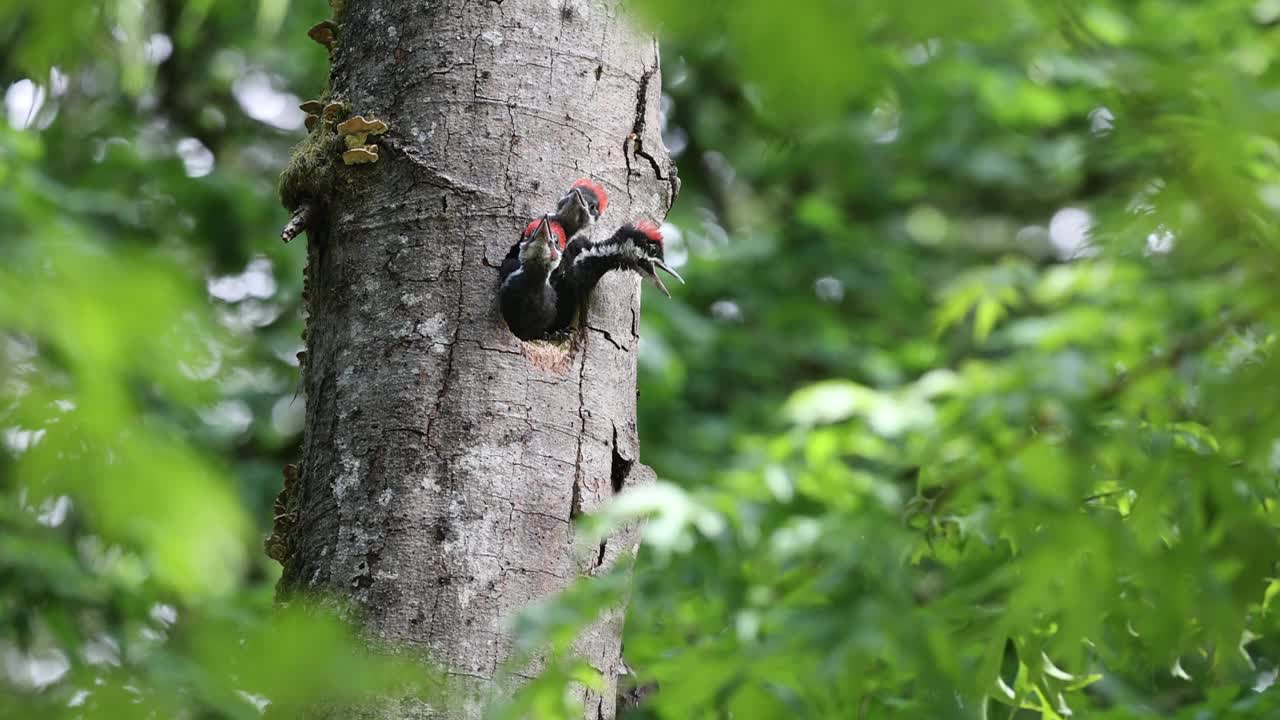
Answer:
xmin=271 ymin=0 xmax=674 ymax=718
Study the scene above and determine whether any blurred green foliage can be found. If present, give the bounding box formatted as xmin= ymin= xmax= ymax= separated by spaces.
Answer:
xmin=516 ymin=1 xmax=1280 ymax=718
xmin=0 ymin=0 xmax=439 ymax=717
xmin=7 ymin=0 xmax=1280 ymax=719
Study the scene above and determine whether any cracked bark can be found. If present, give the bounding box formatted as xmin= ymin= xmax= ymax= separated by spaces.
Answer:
xmin=276 ymin=1 xmax=673 ymax=718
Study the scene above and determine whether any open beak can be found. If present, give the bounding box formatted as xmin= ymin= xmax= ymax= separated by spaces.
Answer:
xmin=555 ymin=187 xmax=586 ymax=220
xmin=643 ymin=259 xmax=684 ymax=298
xmin=537 ymin=214 xmax=560 ymax=258
xmin=573 ymin=187 xmax=591 ymax=217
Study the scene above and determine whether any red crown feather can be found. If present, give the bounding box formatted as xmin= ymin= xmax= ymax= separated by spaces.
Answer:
xmin=632 ymin=220 xmax=663 ymax=245
xmin=523 ymin=218 xmax=568 ymax=249
xmin=571 ymin=178 xmax=608 ymax=214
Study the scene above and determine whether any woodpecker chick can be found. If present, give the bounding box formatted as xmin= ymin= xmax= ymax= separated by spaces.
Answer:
xmin=498 ymin=215 xmax=570 ymax=340
xmin=546 ymin=220 xmax=683 ymax=335
xmin=569 ymin=220 xmax=683 ymax=297
xmin=553 ymin=178 xmax=608 ymax=240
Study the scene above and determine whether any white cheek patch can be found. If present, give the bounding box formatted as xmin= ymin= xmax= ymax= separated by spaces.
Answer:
xmin=574 ymin=245 xmax=611 ymax=262
xmin=574 ymin=239 xmax=646 ymax=264
xmin=500 ymin=267 xmax=524 ymax=289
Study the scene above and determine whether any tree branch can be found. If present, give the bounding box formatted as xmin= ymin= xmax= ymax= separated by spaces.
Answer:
xmin=281 ymin=203 xmax=314 ymax=243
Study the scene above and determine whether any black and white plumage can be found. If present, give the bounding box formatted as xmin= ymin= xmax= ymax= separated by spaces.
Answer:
xmin=547 ymin=220 xmax=684 ymax=335
xmin=498 ymin=216 xmax=569 ymax=341
xmin=498 ymin=178 xmax=681 ymax=342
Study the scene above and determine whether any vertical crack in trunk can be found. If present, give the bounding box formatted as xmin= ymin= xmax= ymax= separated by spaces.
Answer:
xmin=569 ymin=473 xmax=584 ymax=520
xmin=610 ymin=425 xmax=634 ymax=494
xmin=623 ymin=51 xmax=679 ymax=209
xmin=570 ymin=332 xmax=590 ymax=521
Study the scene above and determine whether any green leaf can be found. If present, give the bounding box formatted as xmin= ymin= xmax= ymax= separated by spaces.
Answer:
xmin=973 ymin=298 xmax=1006 ymax=342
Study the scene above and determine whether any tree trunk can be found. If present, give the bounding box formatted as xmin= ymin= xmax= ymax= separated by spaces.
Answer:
xmin=273 ymin=0 xmax=674 ymax=717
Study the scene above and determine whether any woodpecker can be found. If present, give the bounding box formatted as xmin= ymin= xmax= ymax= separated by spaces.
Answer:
xmin=569 ymin=220 xmax=683 ymax=296
xmin=552 ymin=178 xmax=608 ymax=241
xmin=498 ymin=215 xmax=570 ymax=341
xmin=547 ymin=220 xmax=684 ymax=334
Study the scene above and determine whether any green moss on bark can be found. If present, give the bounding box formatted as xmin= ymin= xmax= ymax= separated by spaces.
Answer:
xmin=278 ymin=125 xmax=345 ymax=212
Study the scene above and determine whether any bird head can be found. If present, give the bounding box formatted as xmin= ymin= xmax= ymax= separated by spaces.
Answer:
xmin=518 ymin=215 xmax=567 ymax=271
xmin=624 ymin=220 xmax=683 ymax=297
xmin=556 ymin=178 xmax=608 ymax=231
